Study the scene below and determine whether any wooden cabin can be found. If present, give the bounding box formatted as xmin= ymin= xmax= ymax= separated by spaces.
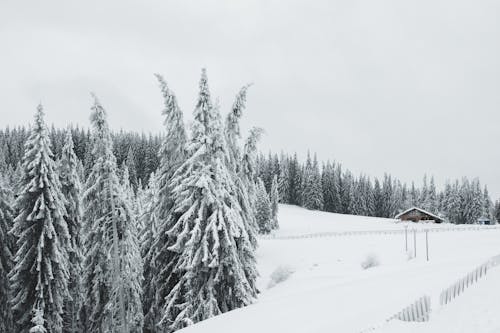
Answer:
xmin=395 ymin=207 xmax=443 ymax=223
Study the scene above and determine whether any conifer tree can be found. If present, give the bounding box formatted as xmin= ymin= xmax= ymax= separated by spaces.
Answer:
xmin=482 ymin=186 xmax=492 ymax=219
xmin=138 ymin=172 xmax=160 ymax=332
xmin=10 ymin=105 xmax=70 ymax=333
xmin=144 ymin=74 xmax=188 ymax=332
xmin=255 ymin=178 xmax=273 ymax=233
xmin=81 ymin=95 xmax=143 ymax=332
xmin=125 ymin=147 xmax=138 ymax=193
xmin=0 ymin=175 xmax=14 ymax=332
xmin=494 ymin=200 xmax=500 ymax=223
xmin=157 ymin=69 xmax=257 ymax=331
xmin=58 ymin=130 xmax=83 ymax=333
xmin=277 ymin=154 xmax=290 ymax=203
xmin=270 ymin=174 xmax=280 ymax=229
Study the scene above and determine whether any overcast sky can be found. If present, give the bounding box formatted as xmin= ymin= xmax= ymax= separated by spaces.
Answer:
xmin=1 ymin=0 xmax=499 ymax=197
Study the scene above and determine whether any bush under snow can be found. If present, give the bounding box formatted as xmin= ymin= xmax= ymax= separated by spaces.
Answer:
xmin=268 ymin=266 xmax=294 ymax=288
xmin=361 ymin=253 xmax=380 ymax=270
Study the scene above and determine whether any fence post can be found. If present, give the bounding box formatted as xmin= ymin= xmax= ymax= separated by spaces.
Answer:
xmin=413 ymin=229 xmax=417 ymax=257
xmin=425 ymin=230 xmax=429 ymax=261
xmin=405 ymin=224 xmax=408 ymax=252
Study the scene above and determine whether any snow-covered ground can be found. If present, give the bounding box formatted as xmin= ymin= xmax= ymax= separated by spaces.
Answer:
xmin=179 ymin=204 xmax=500 ymax=333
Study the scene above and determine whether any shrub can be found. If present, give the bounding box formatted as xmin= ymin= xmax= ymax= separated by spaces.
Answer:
xmin=267 ymin=265 xmax=294 ymax=288
xmin=361 ymin=253 xmax=380 ymax=270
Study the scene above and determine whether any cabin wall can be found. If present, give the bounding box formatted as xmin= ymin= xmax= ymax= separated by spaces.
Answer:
xmin=399 ymin=210 xmax=441 ymax=223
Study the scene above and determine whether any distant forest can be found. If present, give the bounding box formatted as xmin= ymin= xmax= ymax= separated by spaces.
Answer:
xmin=1 ymin=126 xmax=498 ymax=224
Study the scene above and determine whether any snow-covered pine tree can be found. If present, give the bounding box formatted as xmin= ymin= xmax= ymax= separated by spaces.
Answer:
xmin=225 ymin=84 xmax=261 ymax=305
xmin=301 ymin=152 xmax=323 ymax=210
xmin=321 ymin=162 xmax=336 ymax=212
xmin=138 ymin=172 xmax=160 ymax=332
xmin=0 ymin=174 xmax=14 ymax=332
xmin=9 ymin=105 xmax=70 ymax=333
xmin=311 ymin=154 xmax=324 ymax=210
xmin=157 ymin=69 xmax=258 ymax=331
xmin=144 ymin=74 xmax=188 ymax=332
xmin=277 ymin=153 xmax=290 ymax=203
xmin=494 ymin=200 xmax=500 ymax=223
xmin=373 ymin=178 xmax=383 ymax=217
xmin=288 ymin=154 xmax=302 ymax=205
xmin=58 ymin=130 xmax=83 ymax=333
xmin=420 ymin=174 xmax=429 ymax=209
xmin=482 ymin=186 xmax=492 ymax=219
xmin=255 ymin=178 xmax=273 ymax=234
xmin=270 ymin=174 xmax=279 ymax=229
xmin=81 ymin=95 xmax=143 ymax=332
xmin=427 ymin=176 xmax=437 ymax=212
xmin=125 ymin=147 xmax=138 ymax=193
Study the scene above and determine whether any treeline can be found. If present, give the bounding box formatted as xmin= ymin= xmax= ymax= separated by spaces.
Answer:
xmin=1 ymin=127 xmax=497 ymax=226
xmin=1 ymin=126 xmax=497 ymax=227
xmin=255 ymin=152 xmax=498 ymax=224
xmin=0 ymin=126 xmax=161 ymax=189
xmin=0 ymin=70 xmax=273 ymax=333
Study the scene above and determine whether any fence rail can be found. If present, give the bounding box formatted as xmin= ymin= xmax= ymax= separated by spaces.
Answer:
xmin=260 ymin=224 xmax=500 ymax=241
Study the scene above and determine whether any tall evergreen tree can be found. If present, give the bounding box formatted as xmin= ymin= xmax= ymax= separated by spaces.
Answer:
xmin=277 ymin=153 xmax=290 ymax=203
xmin=144 ymin=74 xmax=188 ymax=332
xmin=0 ymin=174 xmax=14 ymax=332
xmin=270 ymin=174 xmax=280 ymax=229
xmin=125 ymin=147 xmax=138 ymax=193
xmin=255 ymin=178 xmax=273 ymax=234
xmin=58 ymin=131 xmax=83 ymax=333
xmin=81 ymin=95 xmax=143 ymax=332
xmin=9 ymin=105 xmax=70 ymax=333
xmin=157 ymin=69 xmax=258 ymax=331
xmin=483 ymin=186 xmax=492 ymax=219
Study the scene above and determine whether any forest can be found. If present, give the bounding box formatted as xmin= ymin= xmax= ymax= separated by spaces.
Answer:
xmin=0 ymin=69 xmax=498 ymax=333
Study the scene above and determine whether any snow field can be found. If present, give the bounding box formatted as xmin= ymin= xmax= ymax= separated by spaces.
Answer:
xmin=179 ymin=205 xmax=500 ymax=333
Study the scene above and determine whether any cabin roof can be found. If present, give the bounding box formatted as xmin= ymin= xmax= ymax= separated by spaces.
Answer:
xmin=395 ymin=206 xmax=443 ymax=221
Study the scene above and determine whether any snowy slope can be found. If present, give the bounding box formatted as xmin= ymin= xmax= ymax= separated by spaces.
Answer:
xmin=179 ymin=205 xmax=500 ymax=333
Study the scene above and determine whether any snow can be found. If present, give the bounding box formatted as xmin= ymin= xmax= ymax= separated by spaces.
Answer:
xmin=379 ymin=269 xmax=500 ymax=332
xmin=178 ymin=204 xmax=500 ymax=333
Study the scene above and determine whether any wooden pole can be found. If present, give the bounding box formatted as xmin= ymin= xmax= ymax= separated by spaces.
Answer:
xmin=413 ymin=229 xmax=417 ymax=257
xmin=405 ymin=225 xmax=408 ymax=252
xmin=426 ymin=230 xmax=429 ymax=261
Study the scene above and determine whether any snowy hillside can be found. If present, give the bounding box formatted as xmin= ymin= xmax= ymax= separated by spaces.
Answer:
xmin=179 ymin=204 xmax=500 ymax=332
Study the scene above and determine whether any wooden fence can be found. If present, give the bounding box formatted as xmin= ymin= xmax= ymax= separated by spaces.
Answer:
xmin=439 ymin=253 xmax=500 ymax=306
xmin=360 ymin=252 xmax=500 ymax=332
xmin=260 ymin=224 xmax=500 ymax=241
xmin=389 ymin=295 xmax=431 ymax=322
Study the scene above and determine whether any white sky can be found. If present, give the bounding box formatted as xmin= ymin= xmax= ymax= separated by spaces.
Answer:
xmin=1 ymin=0 xmax=499 ymax=197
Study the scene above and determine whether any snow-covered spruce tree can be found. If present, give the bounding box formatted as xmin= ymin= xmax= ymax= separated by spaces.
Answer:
xmin=494 ymin=200 xmax=500 ymax=223
xmin=255 ymin=178 xmax=272 ymax=234
xmin=143 ymin=74 xmax=188 ymax=333
xmin=81 ymin=95 xmax=143 ymax=332
xmin=224 ymin=84 xmax=260 ymax=301
xmin=125 ymin=147 xmax=138 ymax=193
xmin=482 ymin=186 xmax=492 ymax=219
xmin=270 ymin=174 xmax=279 ymax=229
xmin=277 ymin=154 xmax=290 ymax=203
xmin=138 ymin=172 xmax=160 ymax=332
xmin=0 ymin=174 xmax=14 ymax=332
xmin=157 ymin=69 xmax=258 ymax=331
xmin=58 ymin=130 xmax=84 ymax=333
xmin=225 ymin=84 xmax=260 ymax=242
xmin=9 ymin=105 xmax=70 ymax=333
